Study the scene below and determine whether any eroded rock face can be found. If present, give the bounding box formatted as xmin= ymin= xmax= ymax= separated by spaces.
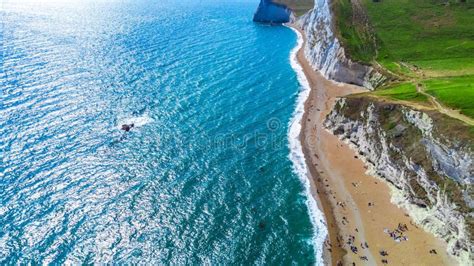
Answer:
xmin=296 ymin=0 xmax=385 ymax=89
xmin=253 ymin=0 xmax=292 ymax=23
xmin=324 ymin=97 xmax=473 ymax=263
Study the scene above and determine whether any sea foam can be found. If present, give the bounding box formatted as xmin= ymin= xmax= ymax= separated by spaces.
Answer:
xmin=287 ymin=26 xmax=328 ymax=266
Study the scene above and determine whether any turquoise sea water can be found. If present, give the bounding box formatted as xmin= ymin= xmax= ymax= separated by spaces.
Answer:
xmin=1 ymin=0 xmax=324 ymax=263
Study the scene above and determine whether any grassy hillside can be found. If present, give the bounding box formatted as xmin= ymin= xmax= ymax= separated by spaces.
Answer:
xmin=332 ymin=0 xmax=377 ymax=63
xmin=273 ymin=0 xmax=314 ymax=16
xmin=424 ymin=76 xmax=474 ymax=118
xmin=363 ymin=0 xmax=474 ymax=74
xmin=373 ymin=83 xmax=428 ymax=103
xmin=333 ymin=0 xmax=474 ymax=120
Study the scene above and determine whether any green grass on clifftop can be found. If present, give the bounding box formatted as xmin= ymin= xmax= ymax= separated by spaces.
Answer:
xmin=273 ymin=0 xmax=314 ymax=16
xmin=333 ymin=0 xmax=474 ymax=70
xmin=424 ymin=76 xmax=474 ymax=118
xmin=333 ymin=0 xmax=474 ymax=120
xmin=333 ymin=0 xmax=377 ymax=63
xmin=362 ymin=0 xmax=474 ymax=74
xmin=374 ymin=83 xmax=428 ymax=103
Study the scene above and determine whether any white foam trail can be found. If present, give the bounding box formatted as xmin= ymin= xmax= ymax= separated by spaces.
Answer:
xmin=117 ymin=114 xmax=154 ymax=129
xmin=286 ymin=25 xmax=328 ymax=266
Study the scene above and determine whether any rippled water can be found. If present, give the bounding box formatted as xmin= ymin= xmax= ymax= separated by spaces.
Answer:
xmin=1 ymin=0 xmax=324 ymax=263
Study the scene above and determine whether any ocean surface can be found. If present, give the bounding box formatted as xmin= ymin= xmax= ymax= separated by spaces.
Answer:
xmin=0 ymin=0 xmax=325 ymax=263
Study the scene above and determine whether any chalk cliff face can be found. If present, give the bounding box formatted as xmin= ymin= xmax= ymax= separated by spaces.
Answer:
xmin=253 ymin=0 xmax=385 ymax=88
xmin=253 ymin=0 xmax=292 ymax=23
xmin=324 ymin=97 xmax=473 ymax=262
xmin=295 ymin=0 xmax=385 ymax=89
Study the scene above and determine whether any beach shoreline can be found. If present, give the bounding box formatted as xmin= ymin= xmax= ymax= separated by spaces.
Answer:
xmin=288 ymin=24 xmax=454 ymax=265
xmin=286 ymin=25 xmax=330 ymax=265
xmin=286 ymin=24 xmax=342 ymax=266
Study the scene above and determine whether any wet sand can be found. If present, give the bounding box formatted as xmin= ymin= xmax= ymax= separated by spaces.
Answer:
xmin=292 ymin=25 xmax=455 ymax=265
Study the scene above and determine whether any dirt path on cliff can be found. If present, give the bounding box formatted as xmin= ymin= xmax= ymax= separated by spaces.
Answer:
xmin=395 ymin=62 xmax=474 ymax=125
xmin=292 ymin=25 xmax=454 ymax=266
xmin=416 ymin=83 xmax=474 ymax=126
xmin=347 ymin=0 xmax=474 ymax=127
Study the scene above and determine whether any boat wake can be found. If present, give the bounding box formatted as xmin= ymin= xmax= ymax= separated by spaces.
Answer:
xmin=116 ymin=114 xmax=154 ymax=129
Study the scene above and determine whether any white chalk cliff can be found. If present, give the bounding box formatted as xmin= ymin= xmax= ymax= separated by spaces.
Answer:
xmin=295 ymin=0 xmax=385 ymax=89
xmin=324 ymin=98 xmax=473 ymax=263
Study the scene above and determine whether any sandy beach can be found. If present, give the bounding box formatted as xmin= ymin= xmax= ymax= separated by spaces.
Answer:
xmin=291 ymin=25 xmax=455 ymax=266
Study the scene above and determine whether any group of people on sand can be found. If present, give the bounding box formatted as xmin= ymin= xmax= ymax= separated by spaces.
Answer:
xmin=379 ymin=250 xmax=389 ymax=264
xmin=384 ymin=223 xmax=409 ymax=243
xmin=336 ymin=201 xmax=346 ymax=209
xmin=332 ymin=227 xmax=395 ymax=265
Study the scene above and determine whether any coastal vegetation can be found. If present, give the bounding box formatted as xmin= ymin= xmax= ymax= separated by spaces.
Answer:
xmin=274 ymin=0 xmax=314 ymax=16
xmin=373 ymin=83 xmax=428 ymax=103
xmin=424 ymin=76 xmax=474 ymax=118
xmin=333 ymin=0 xmax=474 ymax=120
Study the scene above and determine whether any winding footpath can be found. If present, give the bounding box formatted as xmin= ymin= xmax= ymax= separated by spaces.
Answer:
xmin=416 ymin=81 xmax=474 ymax=126
xmin=401 ymin=61 xmax=474 ymax=126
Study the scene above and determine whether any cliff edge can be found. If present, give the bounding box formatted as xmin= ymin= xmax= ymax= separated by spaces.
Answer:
xmin=254 ymin=0 xmax=385 ymax=89
xmin=325 ymin=96 xmax=473 ymax=262
xmin=296 ymin=0 xmax=385 ymax=89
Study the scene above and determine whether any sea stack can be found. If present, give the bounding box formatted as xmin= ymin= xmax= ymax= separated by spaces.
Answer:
xmin=253 ymin=0 xmax=291 ymax=23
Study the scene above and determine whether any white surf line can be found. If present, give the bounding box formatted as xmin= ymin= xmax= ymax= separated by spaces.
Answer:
xmin=286 ymin=25 xmax=328 ymax=266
